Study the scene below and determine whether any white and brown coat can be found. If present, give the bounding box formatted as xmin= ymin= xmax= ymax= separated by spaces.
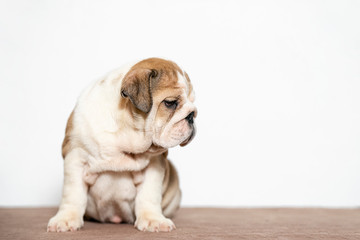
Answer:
xmin=47 ymin=58 xmax=196 ymax=232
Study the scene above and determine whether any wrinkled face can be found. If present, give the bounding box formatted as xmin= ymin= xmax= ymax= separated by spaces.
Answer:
xmin=121 ymin=58 xmax=197 ymax=150
xmin=151 ymin=72 xmax=197 ymax=148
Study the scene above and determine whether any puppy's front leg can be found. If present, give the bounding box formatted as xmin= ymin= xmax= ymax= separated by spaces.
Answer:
xmin=47 ymin=149 xmax=88 ymax=232
xmin=134 ymin=157 xmax=175 ymax=232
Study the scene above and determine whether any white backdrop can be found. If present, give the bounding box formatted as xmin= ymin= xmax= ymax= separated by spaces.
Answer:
xmin=1 ymin=0 xmax=359 ymax=207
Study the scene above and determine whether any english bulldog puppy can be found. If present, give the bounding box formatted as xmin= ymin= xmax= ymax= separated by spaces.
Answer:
xmin=47 ymin=58 xmax=196 ymax=232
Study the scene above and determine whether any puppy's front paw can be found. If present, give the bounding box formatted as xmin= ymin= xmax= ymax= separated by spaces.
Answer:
xmin=47 ymin=211 xmax=84 ymax=232
xmin=135 ymin=213 xmax=176 ymax=232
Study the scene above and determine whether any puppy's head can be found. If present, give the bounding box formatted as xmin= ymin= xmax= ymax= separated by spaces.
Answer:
xmin=121 ymin=58 xmax=197 ymax=149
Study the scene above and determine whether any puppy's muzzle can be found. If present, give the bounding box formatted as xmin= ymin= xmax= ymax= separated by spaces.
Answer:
xmin=180 ymin=125 xmax=196 ymax=147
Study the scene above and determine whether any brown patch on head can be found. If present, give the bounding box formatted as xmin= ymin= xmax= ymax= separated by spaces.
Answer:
xmin=120 ymin=58 xmax=182 ymax=113
xmin=121 ymin=68 xmax=158 ymax=113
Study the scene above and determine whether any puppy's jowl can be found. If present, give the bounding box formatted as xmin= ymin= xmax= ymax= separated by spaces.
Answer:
xmin=48 ymin=58 xmax=197 ymax=232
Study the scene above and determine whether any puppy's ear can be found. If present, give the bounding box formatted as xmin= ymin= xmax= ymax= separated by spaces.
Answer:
xmin=121 ymin=68 xmax=159 ymax=113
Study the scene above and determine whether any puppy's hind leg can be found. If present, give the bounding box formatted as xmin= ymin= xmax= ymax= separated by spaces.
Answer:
xmin=161 ymin=160 xmax=181 ymax=218
xmin=47 ymin=149 xmax=88 ymax=232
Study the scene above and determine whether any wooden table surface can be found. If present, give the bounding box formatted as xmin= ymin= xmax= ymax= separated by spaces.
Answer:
xmin=0 ymin=208 xmax=359 ymax=240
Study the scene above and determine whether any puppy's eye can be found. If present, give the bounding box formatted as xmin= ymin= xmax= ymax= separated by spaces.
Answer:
xmin=164 ymin=100 xmax=178 ymax=110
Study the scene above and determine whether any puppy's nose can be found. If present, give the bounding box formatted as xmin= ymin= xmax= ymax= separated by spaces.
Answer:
xmin=185 ymin=111 xmax=195 ymax=124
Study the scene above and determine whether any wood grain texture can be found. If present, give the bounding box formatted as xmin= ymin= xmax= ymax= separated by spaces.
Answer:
xmin=0 ymin=208 xmax=359 ymax=240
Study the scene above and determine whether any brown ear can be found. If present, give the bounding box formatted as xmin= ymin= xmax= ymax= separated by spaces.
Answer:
xmin=121 ymin=68 xmax=158 ymax=113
